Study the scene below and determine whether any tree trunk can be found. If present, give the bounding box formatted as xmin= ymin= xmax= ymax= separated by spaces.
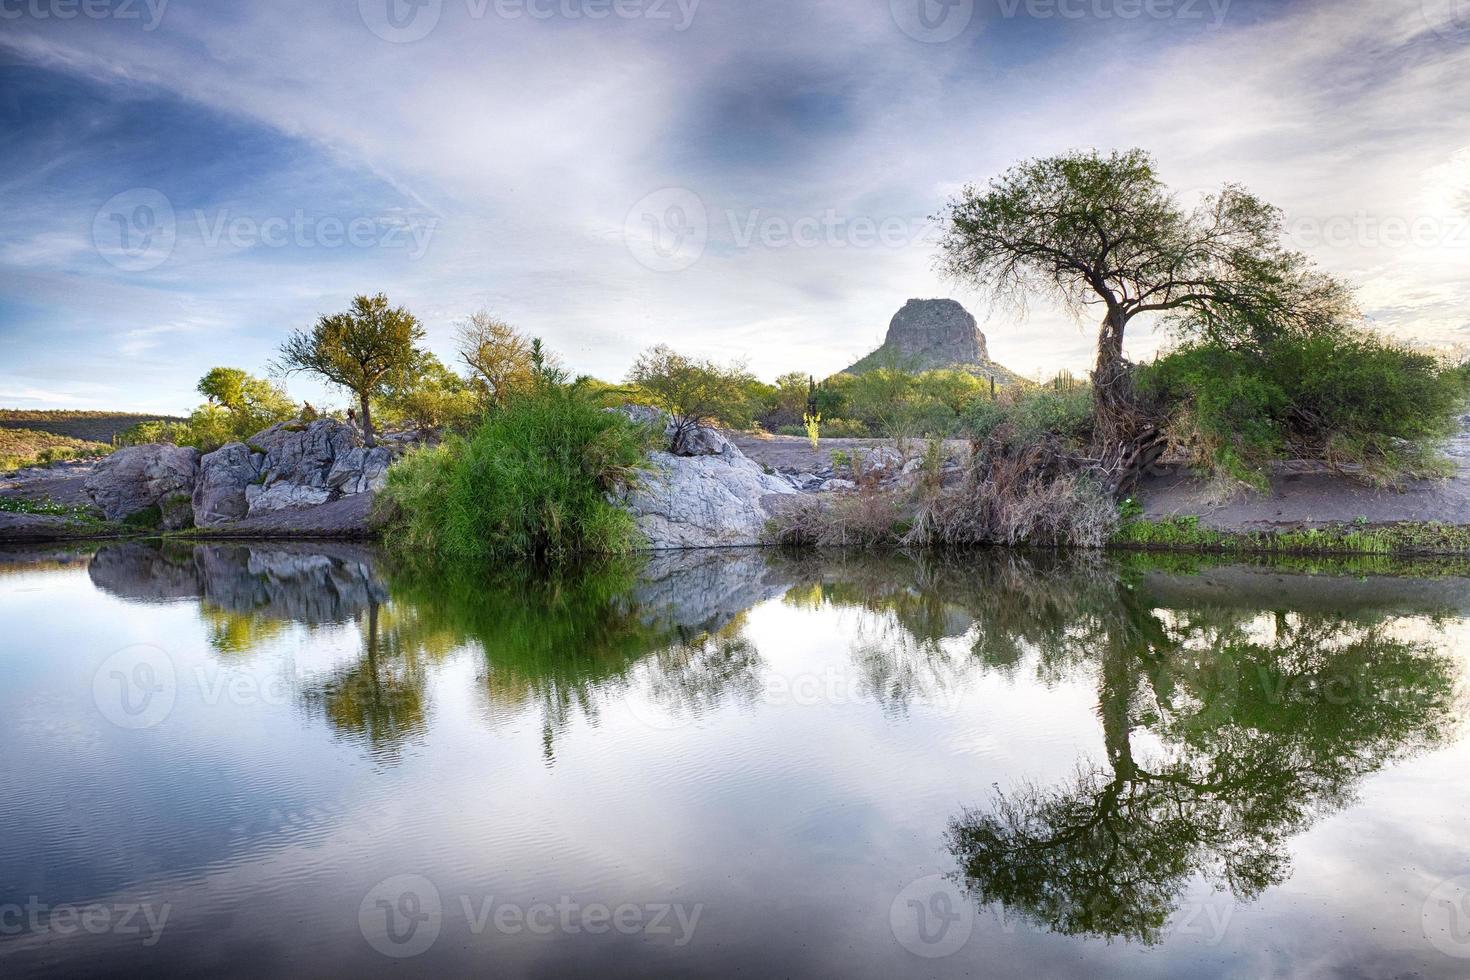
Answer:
xmin=1092 ymin=308 xmax=1131 ymax=437
xmin=359 ymin=391 xmax=376 ymax=447
xmin=1090 ymin=308 xmax=1165 ymax=494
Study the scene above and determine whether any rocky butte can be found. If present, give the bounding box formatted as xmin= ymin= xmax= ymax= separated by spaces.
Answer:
xmin=844 ymin=298 xmax=1022 ymax=384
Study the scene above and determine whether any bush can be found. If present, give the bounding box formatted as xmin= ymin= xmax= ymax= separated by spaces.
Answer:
xmin=378 ymin=386 xmax=653 ymax=560
xmin=1139 ymin=328 xmax=1470 ymax=485
xmin=963 ymin=384 xmax=1094 ymax=447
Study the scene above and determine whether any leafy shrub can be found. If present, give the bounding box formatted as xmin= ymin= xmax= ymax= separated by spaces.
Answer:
xmin=378 ymin=386 xmax=653 ymax=560
xmin=1138 ymin=328 xmax=1470 ymax=485
xmin=963 ymin=385 xmax=1094 ymax=447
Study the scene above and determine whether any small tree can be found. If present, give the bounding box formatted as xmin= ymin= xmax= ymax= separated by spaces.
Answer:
xmin=626 ymin=345 xmax=755 ymax=453
xmin=457 ymin=311 xmax=534 ymax=408
xmin=937 ymin=148 xmax=1351 ymax=455
xmin=276 ymin=294 xmax=425 ymax=447
xmin=373 ymin=352 xmax=478 ymax=434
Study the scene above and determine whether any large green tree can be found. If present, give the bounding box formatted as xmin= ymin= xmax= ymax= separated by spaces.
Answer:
xmin=937 ymin=149 xmax=1351 ymax=466
xmin=276 ymin=293 xmax=426 ymax=446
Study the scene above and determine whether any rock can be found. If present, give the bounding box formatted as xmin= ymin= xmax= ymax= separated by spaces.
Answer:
xmin=0 ymin=511 xmax=96 ymax=543
xmin=327 ymin=446 xmax=393 ymax=495
xmin=192 ymin=443 xmax=263 ymax=527
xmin=819 ymin=478 xmax=857 ymax=492
xmin=609 ymin=404 xmax=735 ymax=457
xmin=246 ymin=483 xmax=333 ymax=513
xmin=159 ymin=493 xmax=195 ymax=530
xmin=249 ymin=420 xmax=360 ymax=489
xmin=621 ymin=443 xmax=798 ymax=549
xmin=673 ymin=425 xmax=734 ymax=457
xmin=843 ymin=298 xmax=1022 ymax=383
xmin=84 ymin=444 xmax=199 ymax=522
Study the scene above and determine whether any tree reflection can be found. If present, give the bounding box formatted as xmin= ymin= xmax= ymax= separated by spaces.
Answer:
xmin=943 ymin=568 xmax=1460 ymax=944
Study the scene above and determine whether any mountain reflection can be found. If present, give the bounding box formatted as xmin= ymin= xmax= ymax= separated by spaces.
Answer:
xmin=81 ymin=542 xmax=1467 ymax=931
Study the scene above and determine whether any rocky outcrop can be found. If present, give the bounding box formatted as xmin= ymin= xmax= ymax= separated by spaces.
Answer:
xmin=623 ymin=446 xmax=798 ymax=549
xmin=83 ymin=444 xmax=199 ymax=526
xmin=250 ymin=420 xmax=360 ymax=489
xmin=844 ymin=298 xmax=1022 ymax=383
xmin=192 ymin=443 xmax=264 ymax=527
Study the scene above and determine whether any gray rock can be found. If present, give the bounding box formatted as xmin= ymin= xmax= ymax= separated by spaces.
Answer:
xmin=327 ymin=446 xmax=393 ymax=495
xmin=621 ymin=443 xmax=798 ymax=550
xmin=84 ymin=444 xmax=199 ymax=521
xmin=819 ymin=478 xmax=857 ymax=492
xmin=249 ymin=419 xmax=360 ymax=489
xmin=246 ymin=483 xmax=333 ymax=513
xmin=193 ymin=443 xmax=263 ymax=527
xmin=673 ymin=425 xmax=733 ymax=457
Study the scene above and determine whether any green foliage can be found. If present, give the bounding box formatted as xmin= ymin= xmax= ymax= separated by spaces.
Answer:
xmin=372 ymin=352 xmax=479 ymax=434
xmin=276 ymin=293 xmax=426 ymax=446
xmin=963 ymin=384 xmax=1094 ymax=446
xmin=1139 ymin=327 xmax=1469 ymax=485
xmin=379 ymin=384 xmax=653 ymax=560
xmin=626 ymin=345 xmax=756 ymax=451
xmin=805 ymin=368 xmax=1008 ymax=439
xmin=120 ymin=367 xmax=297 ymax=453
xmin=0 ymin=496 xmax=98 ymax=521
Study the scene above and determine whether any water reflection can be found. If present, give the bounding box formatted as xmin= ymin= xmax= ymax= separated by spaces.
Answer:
xmin=71 ymin=540 xmax=1470 ymax=957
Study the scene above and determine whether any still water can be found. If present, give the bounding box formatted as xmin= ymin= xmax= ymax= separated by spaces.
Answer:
xmin=4 ymin=541 xmax=1470 ymax=977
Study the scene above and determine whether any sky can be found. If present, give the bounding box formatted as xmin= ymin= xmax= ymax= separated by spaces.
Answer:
xmin=1 ymin=0 xmax=1468 ymax=413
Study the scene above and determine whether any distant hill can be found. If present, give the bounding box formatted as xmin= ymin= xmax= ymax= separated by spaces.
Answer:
xmin=843 ymin=298 xmax=1024 ymax=385
xmin=0 ymin=410 xmax=184 ymax=445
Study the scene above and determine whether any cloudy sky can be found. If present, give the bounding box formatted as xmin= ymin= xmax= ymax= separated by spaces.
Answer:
xmin=1 ymin=0 xmax=1468 ymax=412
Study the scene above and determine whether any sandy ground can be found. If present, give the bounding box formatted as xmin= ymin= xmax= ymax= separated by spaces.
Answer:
xmin=1134 ymin=418 xmax=1470 ymax=530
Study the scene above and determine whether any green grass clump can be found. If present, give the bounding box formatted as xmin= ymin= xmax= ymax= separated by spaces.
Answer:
xmin=0 ymin=497 xmax=99 ymax=521
xmin=379 ymin=386 xmax=653 ymax=560
xmin=1113 ymin=514 xmax=1470 ymax=556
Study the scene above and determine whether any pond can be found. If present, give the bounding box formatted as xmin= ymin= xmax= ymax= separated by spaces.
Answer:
xmin=3 ymin=542 xmax=1470 ymax=977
